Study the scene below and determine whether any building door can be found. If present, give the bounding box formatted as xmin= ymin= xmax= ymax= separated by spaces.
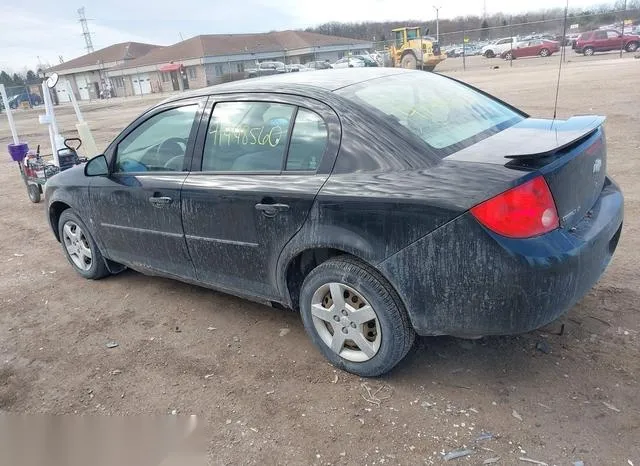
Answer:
xmin=75 ymin=75 xmax=91 ymax=100
xmin=132 ymin=74 xmax=152 ymax=95
xmin=170 ymin=71 xmax=180 ymax=91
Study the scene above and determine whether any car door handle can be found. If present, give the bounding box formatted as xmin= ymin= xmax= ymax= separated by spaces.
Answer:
xmin=149 ymin=196 xmax=173 ymax=207
xmin=255 ymin=203 xmax=289 ymax=217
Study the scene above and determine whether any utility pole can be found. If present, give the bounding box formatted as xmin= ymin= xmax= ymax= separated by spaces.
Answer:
xmin=620 ymin=0 xmax=627 ymax=58
xmin=433 ymin=6 xmax=442 ymax=42
xmin=78 ymin=7 xmax=94 ymax=54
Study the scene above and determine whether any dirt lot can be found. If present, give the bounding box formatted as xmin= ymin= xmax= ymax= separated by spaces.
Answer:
xmin=1 ymin=57 xmax=639 ymax=465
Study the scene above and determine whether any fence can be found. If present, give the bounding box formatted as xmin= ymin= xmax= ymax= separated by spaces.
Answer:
xmin=0 ymin=85 xmax=47 ymax=112
xmin=370 ymin=8 xmax=640 ymax=72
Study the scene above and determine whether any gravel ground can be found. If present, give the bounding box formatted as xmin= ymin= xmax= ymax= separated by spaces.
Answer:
xmin=1 ymin=56 xmax=639 ymax=465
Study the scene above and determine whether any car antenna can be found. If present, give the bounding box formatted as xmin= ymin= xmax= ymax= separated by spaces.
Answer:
xmin=552 ymin=0 xmax=570 ymax=122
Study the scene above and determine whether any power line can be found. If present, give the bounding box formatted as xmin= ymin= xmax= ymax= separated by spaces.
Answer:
xmin=78 ymin=7 xmax=94 ymax=54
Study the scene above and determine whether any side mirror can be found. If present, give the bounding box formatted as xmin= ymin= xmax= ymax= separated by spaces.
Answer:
xmin=84 ymin=154 xmax=109 ymax=177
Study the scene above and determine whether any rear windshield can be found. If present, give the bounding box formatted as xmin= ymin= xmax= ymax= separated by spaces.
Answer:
xmin=336 ymin=72 xmax=524 ymax=157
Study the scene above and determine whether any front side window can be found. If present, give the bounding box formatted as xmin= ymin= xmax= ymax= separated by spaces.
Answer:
xmin=202 ymin=102 xmax=295 ymax=172
xmin=115 ymin=105 xmax=197 ymax=172
xmin=337 ymin=72 xmax=523 ymax=156
xmin=607 ymin=31 xmax=620 ymax=39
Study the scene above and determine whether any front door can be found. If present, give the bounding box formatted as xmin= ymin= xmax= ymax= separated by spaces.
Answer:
xmin=605 ymin=30 xmax=623 ymax=51
xmin=181 ymin=96 xmax=340 ymax=299
xmin=89 ymin=98 xmax=205 ymax=278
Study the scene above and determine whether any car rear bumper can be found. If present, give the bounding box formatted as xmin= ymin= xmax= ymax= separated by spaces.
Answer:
xmin=378 ymin=177 xmax=623 ymax=337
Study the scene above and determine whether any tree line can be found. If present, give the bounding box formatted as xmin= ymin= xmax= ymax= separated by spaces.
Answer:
xmin=0 ymin=70 xmax=40 ymax=88
xmin=305 ymin=1 xmax=640 ymax=44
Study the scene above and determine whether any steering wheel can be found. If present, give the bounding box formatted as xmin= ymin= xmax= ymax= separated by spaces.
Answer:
xmin=156 ymin=137 xmax=186 ymax=170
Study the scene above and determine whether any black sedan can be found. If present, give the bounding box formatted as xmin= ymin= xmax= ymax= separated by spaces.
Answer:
xmin=45 ymin=69 xmax=623 ymax=376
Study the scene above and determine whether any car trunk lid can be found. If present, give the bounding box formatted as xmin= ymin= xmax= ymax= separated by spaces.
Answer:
xmin=446 ymin=115 xmax=607 ymax=230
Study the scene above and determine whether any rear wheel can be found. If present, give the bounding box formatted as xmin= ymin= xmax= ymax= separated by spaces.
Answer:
xmin=58 ymin=210 xmax=110 ymax=280
xmin=299 ymin=257 xmax=415 ymax=377
xmin=400 ymin=52 xmax=417 ymax=69
xmin=626 ymin=41 xmax=639 ymax=52
xmin=27 ymin=184 xmax=41 ymax=203
xmin=504 ymin=51 xmax=514 ymax=60
xmin=583 ymin=46 xmax=595 ymax=56
xmin=539 ymin=48 xmax=551 ymax=57
xmin=484 ymin=50 xmax=495 ymax=58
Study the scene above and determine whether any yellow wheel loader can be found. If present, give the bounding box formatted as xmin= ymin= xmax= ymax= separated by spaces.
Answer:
xmin=389 ymin=27 xmax=446 ymax=71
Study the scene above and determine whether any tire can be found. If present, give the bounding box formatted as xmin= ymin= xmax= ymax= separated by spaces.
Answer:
xmin=58 ymin=210 xmax=110 ymax=280
xmin=400 ymin=53 xmax=417 ymax=69
xmin=27 ymin=184 xmax=41 ymax=203
xmin=626 ymin=41 xmax=639 ymax=52
xmin=583 ymin=47 xmax=595 ymax=56
xmin=299 ymin=257 xmax=415 ymax=377
xmin=484 ymin=50 xmax=495 ymax=58
xmin=504 ymin=51 xmax=513 ymax=60
xmin=539 ymin=48 xmax=551 ymax=57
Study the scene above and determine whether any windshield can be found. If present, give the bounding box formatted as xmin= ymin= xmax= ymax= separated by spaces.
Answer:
xmin=336 ymin=72 xmax=524 ymax=156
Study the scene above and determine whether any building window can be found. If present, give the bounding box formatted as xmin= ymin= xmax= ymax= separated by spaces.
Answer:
xmin=187 ymin=67 xmax=197 ymax=80
xmin=161 ymin=72 xmax=170 ymax=83
xmin=110 ymin=76 xmax=125 ymax=88
xmin=214 ymin=65 xmax=224 ymax=76
xmin=236 ymin=63 xmax=244 ymax=73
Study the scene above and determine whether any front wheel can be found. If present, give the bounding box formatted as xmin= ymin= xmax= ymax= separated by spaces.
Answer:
xmin=539 ymin=48 xmax=551 ymax=57
xmin=626 ymin=41 xmax=639 ymax=52
xmin=400 ymin=53 xmax=417 ymax=69
xmin=58 ymin=210 xmax=110 ymax=279
xmin=583 ymin=47 xmax=595 ymax=56
xmin=504 ymin=51 xmax=514 ymax=60
xmin=484 ymin=50 xmax=495 ymax=58
xmin=299 ymin=257 xmax=415 ymax=377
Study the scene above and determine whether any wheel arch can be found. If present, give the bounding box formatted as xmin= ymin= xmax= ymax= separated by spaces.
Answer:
xmin=277 ymin=228 xmax=380 ymax=310
xmin=49 ymin=201 xmax=72 ymax=242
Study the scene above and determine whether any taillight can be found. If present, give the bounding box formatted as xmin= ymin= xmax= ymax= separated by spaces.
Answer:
xmin=470 ymin=176 xmax=559 ymax=238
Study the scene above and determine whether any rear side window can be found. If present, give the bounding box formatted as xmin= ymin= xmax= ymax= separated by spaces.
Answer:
xmin=286 ymin=109 xmax=328 ymax=171
xmin=203 ymin=102 xmax=294 ymax=172
xmin=337 ymin=72 xmax=523 ymax=156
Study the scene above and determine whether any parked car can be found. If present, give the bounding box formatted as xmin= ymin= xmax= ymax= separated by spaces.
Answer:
xmin=246 ymin=61 xmax=286 ymax=78
xmin=332 ymin=57 xmax=366 ymax=68
xmin=46 ymin=69 xmax=623 ymax=377
xmin=501 ymin=39 xmax=560 ymax=59
xmin=352 ymin=55 xmax=379 ymax=67
xmin=7 ymin=92 xmax=43 ymax=109
xmin=286 ymin=64 xmax=309 ymax=72
xmin=306 ymin=60 xmax=332 ymax=70
xmin=574 ymin=29 xmax=640 ymax=55
xmin=481 ymin=37 xmax=518 ymax=58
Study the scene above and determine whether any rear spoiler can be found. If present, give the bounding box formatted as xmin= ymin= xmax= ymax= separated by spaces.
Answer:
xmin=445 ymin=115 xmax=606 ymax=165
xmin=504 ymin=116 xmax=605 ymax=159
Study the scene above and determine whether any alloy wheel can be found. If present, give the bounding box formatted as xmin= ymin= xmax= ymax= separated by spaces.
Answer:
xmin=310 ymin=282 xmax=381 ymax=362
xmin=62 ymin=221 xmax=93 ymax=271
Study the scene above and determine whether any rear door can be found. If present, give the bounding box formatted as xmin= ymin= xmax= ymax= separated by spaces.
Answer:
xmin=89 ymin=97 xmax=206 ymax=278
xmin=181 ymin=93 xmax=341 ymax=299
xmin=592 ymin=30 xmax=609 ymax=50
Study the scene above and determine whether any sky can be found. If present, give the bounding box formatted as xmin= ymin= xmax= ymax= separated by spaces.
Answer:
xmin=1 ymin=0 xmax=604 ymax=72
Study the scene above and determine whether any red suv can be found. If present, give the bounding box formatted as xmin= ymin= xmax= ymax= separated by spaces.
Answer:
xmin=574 ymin=29 xmax=640 ymax=55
